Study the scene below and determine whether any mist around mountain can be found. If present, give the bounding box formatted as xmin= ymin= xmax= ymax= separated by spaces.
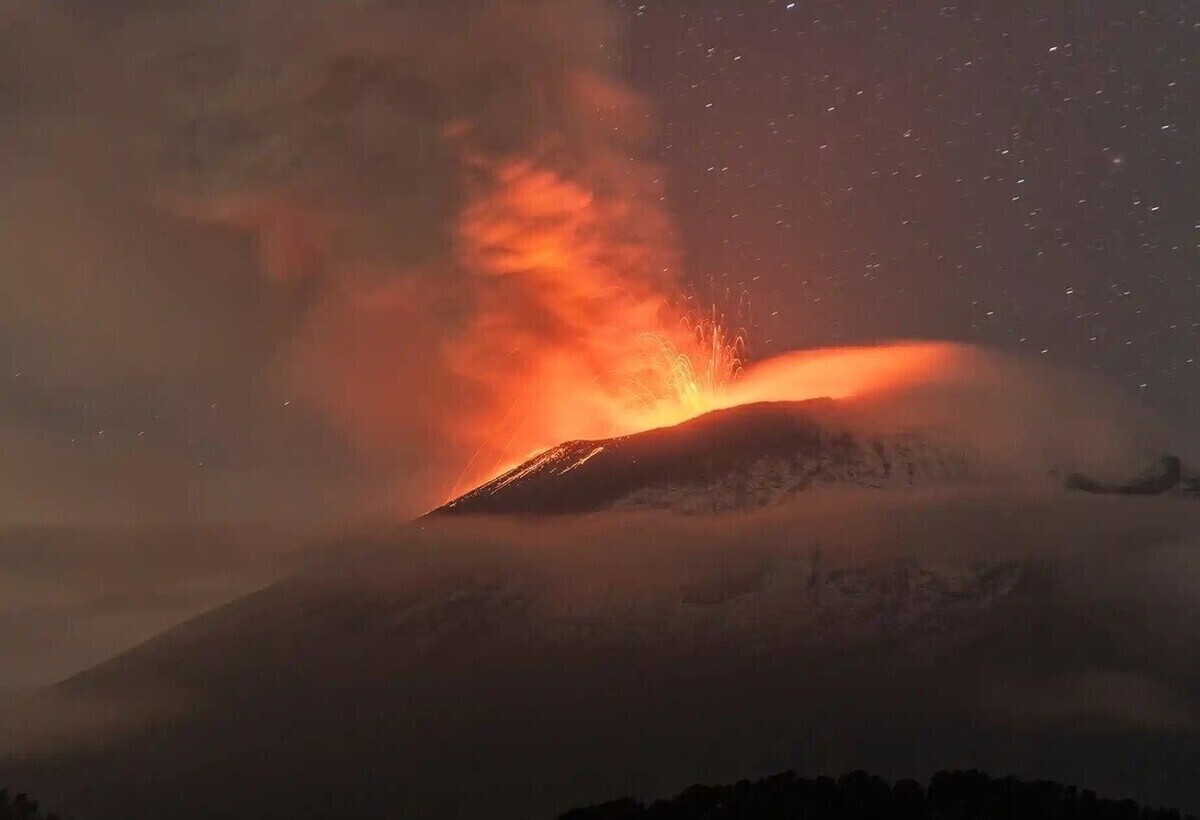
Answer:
xmin=2 ymin=369 xmax=1197 ymax=819
xmin=4 ymin=489 xmax=1200 ymax=819
xmin=437 ymin=398 xmax=1197 ymax=517
xmin=0 ymin=526 xmax=323 ymax=694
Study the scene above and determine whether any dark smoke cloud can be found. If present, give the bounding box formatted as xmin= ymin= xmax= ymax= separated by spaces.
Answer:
xmin=1 ymin=2 xmax=1189 ymax=527
xmin=0 ymin=0 xmax=673 ymax=522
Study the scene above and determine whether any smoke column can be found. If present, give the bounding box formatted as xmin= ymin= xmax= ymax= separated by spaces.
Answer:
xmin=1 ymin=1 xmax=1176 ymax=521
xmin=134 ymin=0 xmax=738 ymax=503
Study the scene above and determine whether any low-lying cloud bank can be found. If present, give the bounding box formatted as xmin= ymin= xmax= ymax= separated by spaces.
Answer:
xmin=0 ymin=525 xmax=325 ymax=693
xmin=3 ymin=488 xmax=1199 ymax=817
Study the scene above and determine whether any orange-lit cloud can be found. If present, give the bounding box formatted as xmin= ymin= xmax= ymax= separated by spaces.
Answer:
xmin=0 ymin=0 xmax=1179 ymax=525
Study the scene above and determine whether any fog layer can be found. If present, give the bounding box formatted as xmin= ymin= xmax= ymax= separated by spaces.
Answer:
xmin=3 ymin=490 xmax=1199 ymax=818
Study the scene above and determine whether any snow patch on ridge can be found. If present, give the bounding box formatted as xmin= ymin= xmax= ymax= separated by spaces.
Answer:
xmin=611 ymin=436 xmax=980 ymax=514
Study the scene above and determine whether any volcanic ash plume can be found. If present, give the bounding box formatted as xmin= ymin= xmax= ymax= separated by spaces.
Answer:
xmin=111 ymin=0 xmax=727 ymax=507
xmin=5 ymin=1 xmax=1170 ymax=521
xmin=444 ymin=129 xmax=748 ymax=494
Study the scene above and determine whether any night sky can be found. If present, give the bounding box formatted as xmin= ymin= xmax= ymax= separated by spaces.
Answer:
xmin=5 ymin=6 xmax=1200 ymax=814
xmin=620 ymin=1 xmax=1199 ymax=424
xmin=1 ymin=1 xmax=1197 ymax=524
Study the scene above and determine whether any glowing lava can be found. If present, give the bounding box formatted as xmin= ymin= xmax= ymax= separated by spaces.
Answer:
xmin=440 ymin=134 xmax=965 ymax=502
xmin=621 ymin=310 xmax=747 ymax=428
xmin=446 ymin=307 xmax=748 ymax=500
xmin=449 ymin=334 xmax=965 ymax=500
xmin=613 ymin=337 xmax=965 ymax=438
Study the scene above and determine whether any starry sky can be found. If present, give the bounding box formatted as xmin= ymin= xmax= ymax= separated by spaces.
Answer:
xmin=1 ymin=0 xmax=1196 ymax=525
xmin=619 ymin=0 xmax=1199 ymax=426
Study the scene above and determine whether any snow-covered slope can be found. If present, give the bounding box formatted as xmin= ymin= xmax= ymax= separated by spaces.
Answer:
xmin=293 ymin=551 xmax=1027 ymax=657
xmin=10 ymin=490 xmax=1200 ymax=820
xmin=438 ymin=399 xmax=1198 ymax=516
xmin=437 ymin=399 xmax=981 ymax=516
xmin=3 ymin=400 xmax=1198 ymax=820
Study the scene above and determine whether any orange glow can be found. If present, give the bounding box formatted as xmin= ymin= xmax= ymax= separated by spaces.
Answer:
xmin=441 ymin=135 xmax=745 ymax=497
xmin=718 ymin=342 xmax=964 ymax=410
xmin=445 ymin=308 xmax=748 ymax=499
xmin=447 ymin=302 xmax=965 ymax=497
xmin=439 ymin=134 xmax=969 ymax=502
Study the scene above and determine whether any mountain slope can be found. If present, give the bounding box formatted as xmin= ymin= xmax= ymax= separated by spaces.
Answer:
xmin=0 ymin=534 xmax=1030 ymax=820
xmin=438 ymin=399 xmax=1199 ymax=516
xmin=437 ymin=400 xmax=980 ymax=516
xmin=6 ymin=490 xmax=1200 ymax=819
xmin=4 ymin=402 xmax=1200 ymax=819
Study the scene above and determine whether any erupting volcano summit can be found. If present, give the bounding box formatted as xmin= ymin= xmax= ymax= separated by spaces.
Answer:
xmin=437 ymin=397 xmax=1198 ymax=516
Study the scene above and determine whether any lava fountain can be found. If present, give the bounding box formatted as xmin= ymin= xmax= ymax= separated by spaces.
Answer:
xmin=439 ymin=128 xmax=972 ymax=499
xmin=436 ymin=98 xmax=967 ymax=502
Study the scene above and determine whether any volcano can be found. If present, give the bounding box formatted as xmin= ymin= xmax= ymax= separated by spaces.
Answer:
xmin=438 ymin=399 xmax=1196 ymax=516
xmin=437 ymin=399 xmax=982 ymax=516
xmin=4 ymin=402 xmax=1200 ymax=820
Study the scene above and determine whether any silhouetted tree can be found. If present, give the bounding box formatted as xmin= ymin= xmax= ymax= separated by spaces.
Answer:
xmin=0 ymin=787 xmax=67 ymax=820
xmin=560 ymin=769 xmax=1197 ymax=819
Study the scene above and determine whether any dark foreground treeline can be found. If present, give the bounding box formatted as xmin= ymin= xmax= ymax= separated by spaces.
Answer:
xmin=561 ymin=770 xmax=1197 ymax=820
xmin=0 ymin=789 xmax=64 ymax=820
